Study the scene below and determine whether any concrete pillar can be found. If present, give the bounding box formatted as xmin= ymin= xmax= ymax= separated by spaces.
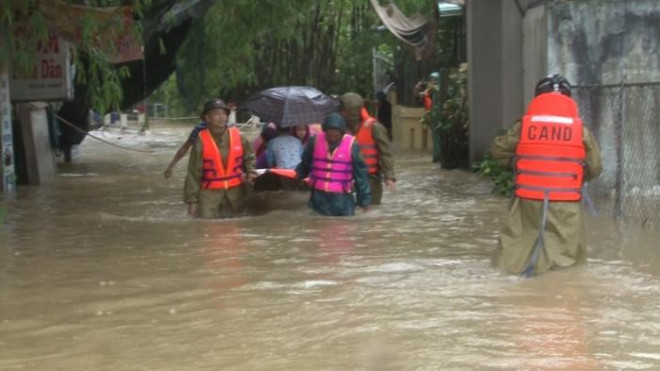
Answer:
xmin=228 ymin=109 xmax=236 ymax=126
xmin=1 ymin=67 xmax=16 ymax=195
xmin=522 ymin=5 xmax=548 ymax=107
xmin=467 ymin=0 xmax=524 ymax=164
xmin=138 ymin=112 xmax=146 ymax=127
xmin=120 ymin=113 xmax=128 ymax=132
xmin=17 ymin=103 xmax=56 ymax=185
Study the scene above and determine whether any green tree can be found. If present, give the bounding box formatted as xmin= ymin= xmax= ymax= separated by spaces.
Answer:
xmin=160 ymin=0 xmax=429 ymax=115
xmin=1 ymin=0 xmax=151 ymax=114
xmin=173 ymin=0 xmax=317 ymax=112
xmin=423 ymin=67 xmax=469 ymax=169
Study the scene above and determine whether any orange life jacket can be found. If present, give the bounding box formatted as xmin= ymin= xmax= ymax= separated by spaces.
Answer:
xmin=355 ymin=115 xmax=380 ymax=175
xmin=360 ymin=107 xmax=371 ymax=121
xmin=515 ymin=93 xmax=585 ymax=201
xmin=199 ymin=127 xmax=244 ymax=190
xmin=423 ymin=94 xmax=432 ymax=111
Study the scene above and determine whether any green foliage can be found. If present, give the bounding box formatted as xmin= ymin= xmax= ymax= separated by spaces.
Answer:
xmin=0 ymin=0 xmax=47 ymax=75
xmin=423 ymin=67 xmax=469 ymax=169
xmin=0 ymin=0 xmax=150 ymax=114
xmin=432 ymin=15 xmax=465 ymax=69
xmin=472 ymin=155 xmax=515 ymax=196
xmin=173 ymin=0 xmax=317 ymax=112
xmin=168 ymin=0 xmax=426 ymax=114
xmin=77 ymin=48 xmax=132 ymax=114
xmin=149 ymin=74 xmax=187 ymax=117
xmin=332 ymin=2 xmax=382 ymax=96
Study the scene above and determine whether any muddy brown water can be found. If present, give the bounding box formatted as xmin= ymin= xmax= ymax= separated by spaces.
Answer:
xmin=1 ymin=122 xmax=658 ymax=370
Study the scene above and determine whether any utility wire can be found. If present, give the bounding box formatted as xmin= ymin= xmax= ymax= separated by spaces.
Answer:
xmin=55 ymin=114 xmax=160 ymax=153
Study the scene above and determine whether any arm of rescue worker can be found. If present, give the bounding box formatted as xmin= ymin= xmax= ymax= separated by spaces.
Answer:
xmin=183 ymin=138 xmax=203 ymax=204
xmin=240 ymin=134 xmax=257 ymax=183
xmin=296 ymin=135 xmax=315 ymax=179
xmin=352 ymin=142 xmax=372 ymax=208
xmin=582 ymin=126 xmax=603 ymax=181
xmin=164 ymin=140 xmax=193 ymax=179
xmin=413 ymin=82 xmax=422 ymax=100
xmin=372 ymin=122 xmax=396 ymax=181
xmin=489 ymin=121 xmax=521 ymax=167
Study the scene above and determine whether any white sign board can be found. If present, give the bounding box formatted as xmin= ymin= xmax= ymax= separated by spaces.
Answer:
xmin=10 ymin=33 xmax=74 ymax=102
xmin=1 ymin=66 xmax=16 ymax=195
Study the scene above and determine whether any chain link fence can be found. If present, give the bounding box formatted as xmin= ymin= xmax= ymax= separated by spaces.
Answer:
xmin=573 ymin=82 xmax=660 ymax=226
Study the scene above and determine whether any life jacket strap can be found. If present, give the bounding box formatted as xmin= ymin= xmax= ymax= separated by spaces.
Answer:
xmin=517 ymin=169 xmax=579 ymax=179
xmin=522 ymin=191 xmax=550 ymax=278
xmin=312 ymin=156 xmax=353 ymax=165
xmin=201 ymin=173 xmax=243 ymax=189
xmin=309 ymin=177 xmax=354 ymax=193
xmin=515 ymin=154 xmax=585 ymax=166
xmin=515 ymin=184 xmax=583 ymax=194
xmin=311 ymin=166 xmax=353 ymax=174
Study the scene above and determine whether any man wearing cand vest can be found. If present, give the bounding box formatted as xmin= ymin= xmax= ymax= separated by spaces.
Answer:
xmin=184 ymin=99 xmax=257 ymax=218
xmin=339 ymin=92 xmax=396 ymax=205
xmin=490 ymin=74 xmax=603 ymax=277
xmin=296 ymin=113 xmax=371 ymax=216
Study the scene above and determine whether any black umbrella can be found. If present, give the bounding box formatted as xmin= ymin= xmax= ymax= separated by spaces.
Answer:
xmin=241 ymin=86 xmax=339 ymax=128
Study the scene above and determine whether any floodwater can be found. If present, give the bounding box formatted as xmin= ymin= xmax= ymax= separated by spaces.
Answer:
xmin=1 ymin=122 xmax=659 ymax=371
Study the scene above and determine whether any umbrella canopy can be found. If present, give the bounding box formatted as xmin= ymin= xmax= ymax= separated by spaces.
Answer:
xmin=241 ymin=86 xmax=340 ymax=128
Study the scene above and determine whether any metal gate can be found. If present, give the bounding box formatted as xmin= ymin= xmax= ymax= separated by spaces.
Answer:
xmin=574 ymin=82 xmax=660 ymax=226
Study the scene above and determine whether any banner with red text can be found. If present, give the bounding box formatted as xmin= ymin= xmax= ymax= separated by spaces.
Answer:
xmin=10 ymin=31 xmax=74 ymax=102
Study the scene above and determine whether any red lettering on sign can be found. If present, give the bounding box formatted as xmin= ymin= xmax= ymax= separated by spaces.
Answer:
xmin=41 ymin=59 xmax=63 ymax=78
xmin=37 ymin=35 xmax=60 ymax=54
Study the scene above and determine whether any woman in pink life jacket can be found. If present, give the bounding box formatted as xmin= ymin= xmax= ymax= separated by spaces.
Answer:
xmin=295 ymin=113 xmax=371 ymax=216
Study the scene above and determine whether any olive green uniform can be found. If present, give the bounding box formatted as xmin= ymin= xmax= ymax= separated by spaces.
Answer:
xmin=184 ymin=129 xmax=255 ymax=219
xmin=490 ymin=122 xmax=603 ymax=275
xmin=353 ymin=120 xmax=396 ymax=205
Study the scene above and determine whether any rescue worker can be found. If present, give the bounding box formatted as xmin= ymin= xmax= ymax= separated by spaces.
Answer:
xmin=164 ymin=98 xmax=237 ymax=179
xmin=413 ymin=71 xmax=440 ymax=112
xmin=490 ymin=74 xmax=603 ymax=276
xmin=184 ymin=99 xmax=257 ymax=218
xmin=296 ymin=113 xmax=371 ymax=216
xmin=339 ymin=92 xmax=396 ymax=205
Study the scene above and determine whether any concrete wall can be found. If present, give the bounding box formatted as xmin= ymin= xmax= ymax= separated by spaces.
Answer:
xmin=500 ymin=0 xmax=524 ymax=130
xmin=467 ymin=0 xmax=524 ymax=163
xmin=545 ymin=0 xmax=660 ymax=223
xmin=17 ymin=103 xmax=56 ymax=185
xmin=522 ymin=5 xmax=547 ymax=108
xmin=391 ymin=105 xmax=432 ymax=152
xmin=547 ymin=0 xmax=660 ymax=85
